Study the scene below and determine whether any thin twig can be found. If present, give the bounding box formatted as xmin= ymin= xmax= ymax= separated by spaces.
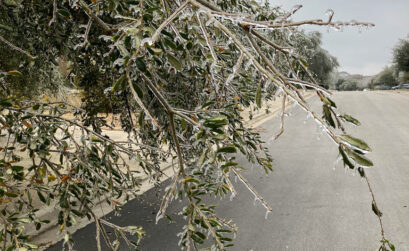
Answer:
xmin=231 ymin=167 xmax=272 ymax=212
xmin=197 ymin=13 xmax=218 ymax=64
xmin=79 ymin=0 xmax=115 ymax=32
xmin=275 ymin=93 xmax=287 ymax=140
xmin=151 ymin=1 xmax=189 ymax=44
xmin=364 ymin=172 xmax=385 ymax=240
xmin=126 ymin=68 xmax=159 ymax=129
xmin=49 ymin=0 xmax=57 ymax=26
xmin=0 ymin=34 xmax=36 ymax=59
xmin=193 ymin=203 xmax=225 ymax=250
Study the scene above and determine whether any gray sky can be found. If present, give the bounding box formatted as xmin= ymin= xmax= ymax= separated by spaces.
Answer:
xmin=274 ymin=0 xmax=409 ymax=75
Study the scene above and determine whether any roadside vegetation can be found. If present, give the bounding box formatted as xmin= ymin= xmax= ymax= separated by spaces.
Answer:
xmin=0 ymin=1 xmax=393 ymax=250
xmin=369 ymin=35 xmax=409 ymax=90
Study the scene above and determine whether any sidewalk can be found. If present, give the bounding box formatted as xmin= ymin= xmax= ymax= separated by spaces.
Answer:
xmin=29 ymin=91 xmax=315 ymax=248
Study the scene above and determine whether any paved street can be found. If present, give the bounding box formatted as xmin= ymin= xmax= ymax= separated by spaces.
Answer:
xmin=48 ymin=91 xmax=409 ymax=251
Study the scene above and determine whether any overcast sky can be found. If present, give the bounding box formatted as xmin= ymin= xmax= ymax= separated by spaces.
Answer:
xmin=273 ymin=0 xmax=409 ymax=76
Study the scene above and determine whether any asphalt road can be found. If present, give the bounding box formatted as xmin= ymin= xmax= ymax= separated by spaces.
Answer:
xmin=47 ymin=91 xmax=409 ymax=251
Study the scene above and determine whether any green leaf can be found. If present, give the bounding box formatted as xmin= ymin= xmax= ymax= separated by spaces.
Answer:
xmin=357 ymin=167 xmax=365 ymax=178
xmin=256 ymin=84 xmax=261 ymax=108
xmin=191 ymin=233 xmax=204 ymax=244
xmin=345 ymin=148 xmax=373 ymax=167
xmin=299 ymin=58 xmax=309 ymax=68
xmin=372 ymin=202 xmax=383 ymax=217
xmin=221 ymin=162 xmax=238 ymax=169
xmin=323 ymin=105 xmax=335 ymax=128
xmin=327 ymin=97 xmax=337 ymax=108
xmin=217 ymin=146 xmax=237 ymax=154
xmin=338 ymin=146 xmax=354 ymax=169
xmin=32 ymin=104 xmax=40 ymax=110
xmin=58 ymin=9 xmax=71 ymax=18
xmin=340 ymin=135 xmax=371 ymax=152
xmin=167 ymin=54 xmax=182 ymax=71
xmin=320 ymin=96 xmax=332 ymax=106
xmin=16 ymin=217 xmax=31 ymax=223
xmin=0 ymin=24 xmax=13 ymax=32
xmin=339 ymin=114 xmax=361 ymax=126
xmin=90 ymin=136 xmax=102 ymax=143
xmin=132 ymin=83 xmax=144 ymax=98
xmin=197 ymin=149 xmax=207 ymax=167
xmin=23 ymin=243 xmax=38 ymax=249
xmin=7 ymin=70 xmax=23 ymax=76
xmin=11 ymin=166 xmax=24 ymax=172
xmin=37 ymin=191 xmax=46 ymax=203
xmin=204 ymin=115 xmax=228 ymax=128
xmin=113 ymin=75 xmax=126 ymax=92
xmin=5 ymin=192 xmax=18 ymax=197
xmin=135 ymin=57 xmax=147 ymax=72
xmin=0 ymin=100 xmax=12 ymax=107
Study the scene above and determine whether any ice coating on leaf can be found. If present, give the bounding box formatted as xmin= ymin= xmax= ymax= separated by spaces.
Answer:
xmin=141 ymin=37 xmax=154 ymax=46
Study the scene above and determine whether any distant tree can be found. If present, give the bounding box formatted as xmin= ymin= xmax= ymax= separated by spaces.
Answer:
xmin=295 ymin=32 xmax=339 ymax=89
xmin=340 ymin=80 xmax=358 ymax=91
xmin=335 ymin=78 xmax=345 ymax=90
xmin=373 ymin=66 xmax=398 ymax=87
xmin=393 ymin=37 xmax=409 ymax=72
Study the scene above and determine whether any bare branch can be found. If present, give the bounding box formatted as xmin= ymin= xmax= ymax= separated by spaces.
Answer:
xmin=0 ymin=34 xmax=36 ymax=59
xmin=231 ymin=167 xmax=272 ymax=212
xmin=48 ymin=0 xmax=57 ymax=26
xmin=126 ymin=68 xmax=160 ymax=129
xmin=193 ymin=203 xmax=225 ymax=250
xmin=79 ymin=0 xmax=115 ymax=32
xmin=225 ymin=52 xmax=244 ymax=86
xmin=197 ymin=13 xmax=218 ymax=64
xmin=151 ymin=1 xmax=189 ymax=44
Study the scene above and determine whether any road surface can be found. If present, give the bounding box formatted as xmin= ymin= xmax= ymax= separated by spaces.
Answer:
xmin=48 ymin=91 xmax=409 ymax=250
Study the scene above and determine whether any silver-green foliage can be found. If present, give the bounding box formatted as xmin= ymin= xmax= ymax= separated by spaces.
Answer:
xmin=0 ymin=0 xmax=393 ymax=250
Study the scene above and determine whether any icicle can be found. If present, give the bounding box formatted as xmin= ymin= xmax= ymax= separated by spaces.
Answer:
xmin=265 ymin=210 xmax=271 ymax=220
xmin=245 ymin=60 xmax=252 ymax=71
xmin=333 ymin=156 xmax=342 ymax=171
xmin=155 ymin=213 xmax=164 ymax=224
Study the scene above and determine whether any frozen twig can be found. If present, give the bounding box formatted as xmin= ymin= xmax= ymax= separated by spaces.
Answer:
xmin=231 ymin=167 xmax=272 ymax=212
xmin=151 ymin=1 xmax=190 ymax=44
xmin=126 ymin=68 xmax=159 ymax=129
xmin=197 ymin=13 xmax=218 ymax=64
xmin=0 ymin=34 xmax=36 ymax=59
xmin=275 ymin=93 xmax=287 ymax=140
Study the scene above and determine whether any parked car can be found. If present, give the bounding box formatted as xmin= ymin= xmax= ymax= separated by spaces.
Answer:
xmin=374 ymin=85 xmax=391 ymax=90
xmin=391 ymin=83 xmax=409 ymax=90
